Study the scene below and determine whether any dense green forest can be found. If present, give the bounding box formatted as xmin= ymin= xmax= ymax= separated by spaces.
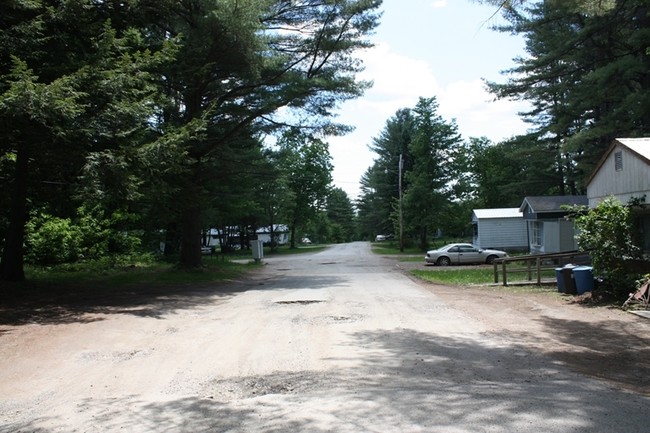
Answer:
xmin=1 ymin=0 xmax=379 ymax=281
xmin=357 ymin=0 xmax=650 ymax=248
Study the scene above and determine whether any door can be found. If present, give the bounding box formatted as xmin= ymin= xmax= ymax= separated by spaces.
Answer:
xmin=457 ymin=245 xmax=482 ymax=264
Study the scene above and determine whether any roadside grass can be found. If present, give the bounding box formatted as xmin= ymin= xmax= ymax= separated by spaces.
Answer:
xmin=411 ymin=266 xmax=558 ymax=290
xmin=23 ymin=260 xmax=253 ymax=288
xmin=411 ymin=268 xmax=493 ymax=286
xmin=18 ymin=245 xmax=326 ymax=289
xmin=371 ymin=240 xmax=562 ymax=289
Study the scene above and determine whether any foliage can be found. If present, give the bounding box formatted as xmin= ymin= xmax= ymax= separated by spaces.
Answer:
xmin=570 ymin=197 xmax=642 ymax=294
xmin=25 ymin=207 xmax=142 ymax=267
xmin=277 ymin=131 xmax=334 ymax=248
xmin=0 ymin=0 xmax=173 ymax=281
xmin=462 ymin=135 xmax=565 ymax=207
xmin=403 ymin=97 xmax=462 ymax=249
xmin=326 ymin=188 xmax=357 ymax=242
xmin=25 ymin=213 xmax=80 ymax=266
xmin=358 ymin=109 xmax=415 ymax=239
xmin=145 ymin=0 xmax=381 ymax=267
xmin=357 ymin=99 xmax=464 ymax=248
xmin=486 ymin=0 xmax=650 ymax=192
xmin=0 ymin=0 xmax=382 ymax=281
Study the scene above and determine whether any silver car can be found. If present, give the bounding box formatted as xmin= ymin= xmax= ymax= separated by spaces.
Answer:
xmin=425 ymin=243 xmax=507 ymax=266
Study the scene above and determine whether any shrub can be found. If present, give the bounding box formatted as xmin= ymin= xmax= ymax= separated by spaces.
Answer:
xmin=25 ymin=207 xmax=143 ymax=267
xmin=25 ymin=213 xmax=82 ymax=266
xmin=571 ymin=197 xmax=642 ymax=296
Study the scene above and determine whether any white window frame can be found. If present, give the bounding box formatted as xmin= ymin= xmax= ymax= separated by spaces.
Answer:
xmin=531 ymin=221 xmax=543 ymax=246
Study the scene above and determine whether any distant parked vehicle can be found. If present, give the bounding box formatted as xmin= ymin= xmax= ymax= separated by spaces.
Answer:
xmin=301 ymin=237 xmax=312 ymax=244
xmin=375 ymin=235 xmax=387 ymax=242
xmin=425 ymin=243 xmax=507 ymax=266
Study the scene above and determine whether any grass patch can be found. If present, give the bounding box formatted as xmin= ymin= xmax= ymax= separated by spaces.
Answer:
xmin=411 ymin=268 xmax=494 ymax=286
xmin=411 ymin=267 xmax=558 ymax=287
xmin=22 ymin=258 xmax=253 ymax=289
xmin=19 ymin=245 xmax=327 ymax=289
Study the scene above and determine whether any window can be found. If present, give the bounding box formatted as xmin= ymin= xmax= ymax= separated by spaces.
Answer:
xmin=615 ymin=151 xmax=623 ymax=171
xmin=532 ymin=221 xmax=543 ymax=246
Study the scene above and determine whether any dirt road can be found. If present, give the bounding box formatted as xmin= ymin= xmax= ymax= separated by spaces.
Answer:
xmin=1 ymin=242 xmax=649 ymax=432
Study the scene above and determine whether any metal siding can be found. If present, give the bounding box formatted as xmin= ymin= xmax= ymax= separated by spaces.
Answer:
xmin=475 ymin=217 xmax=528 ymax=249
xmin=544 ymin=221 xmax=560 ymax=253
xmin=588 ymin=144 xmax=650 ymax=207
xmin=559 ymin=219 xmax=578 ymax=251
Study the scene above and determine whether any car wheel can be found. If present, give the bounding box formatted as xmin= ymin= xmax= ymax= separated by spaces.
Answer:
xmin=486 ymin=255 xmax=497 ymax=265
xmin=437 ymin=256 xmax=451 ymax=266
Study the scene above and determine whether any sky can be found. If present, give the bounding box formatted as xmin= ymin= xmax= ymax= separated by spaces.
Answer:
xmin=329 ymin=0 xmax=532 ymax=200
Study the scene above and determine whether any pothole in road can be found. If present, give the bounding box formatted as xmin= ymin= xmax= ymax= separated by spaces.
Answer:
xmin=275 ymin=300 xmax=324 ymax=305
xmin=200 ymin=373 xmax=326 ymax=400
xmin=291 ymin=314 xmax=364 ymax=325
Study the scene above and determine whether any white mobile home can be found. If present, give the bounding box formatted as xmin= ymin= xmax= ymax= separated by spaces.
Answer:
xmin=472 ymin=208 xmax=527 ymax=251
xmin=204 ymin=225 xmax=290 ymax=248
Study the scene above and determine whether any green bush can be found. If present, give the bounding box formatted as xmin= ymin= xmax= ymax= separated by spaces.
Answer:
xmin=571 ymin=197 xmax=642 ymax=296
xmin=25 ymin=207 xmax=143 ymax=267
xmin=25 ymin=213 xmax=82 ymax=265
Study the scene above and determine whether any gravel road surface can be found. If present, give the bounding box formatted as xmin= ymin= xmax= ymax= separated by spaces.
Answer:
xmin=1 ymin=242 xmax=648 ymax=432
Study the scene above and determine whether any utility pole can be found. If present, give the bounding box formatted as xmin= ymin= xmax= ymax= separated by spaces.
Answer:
xmin=399 ymin=153 xmax=404 ymax=252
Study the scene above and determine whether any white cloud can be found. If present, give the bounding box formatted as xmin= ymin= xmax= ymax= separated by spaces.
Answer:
xmin=329 ymin=43 xmax=530 ymax=200
xmin=358 ymin=42 xmax=440 ymax=101
xmin=431 ymin=0 xmax=448 ymax=9
xmin=438 ymin=79 xmax=530 ymax=142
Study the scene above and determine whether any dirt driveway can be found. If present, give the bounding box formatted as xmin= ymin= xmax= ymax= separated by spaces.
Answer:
xmin=396 ymin=260 xmax=650 ymax=395
xmin=1 ymin=242 xmax=649 ymax=432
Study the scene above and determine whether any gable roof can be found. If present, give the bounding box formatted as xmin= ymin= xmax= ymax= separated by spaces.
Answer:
xmin=586 ymin=137 xmax=650 ymax=186
xmin=473 ymin=208 xmax=521 ymax=219
xmin=519 ymin=196 xmax=588 ymax=213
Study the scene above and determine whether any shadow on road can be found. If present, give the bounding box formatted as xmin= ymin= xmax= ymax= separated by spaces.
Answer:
xmin=0 ymin=272 xmax=344 ymax=327
xmin=3 ymin=327 xmax=648 ymax=432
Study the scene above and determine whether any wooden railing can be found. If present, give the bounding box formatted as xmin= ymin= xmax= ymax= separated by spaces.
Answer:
xmin=493 ymin=251 xmax=591 ymax=286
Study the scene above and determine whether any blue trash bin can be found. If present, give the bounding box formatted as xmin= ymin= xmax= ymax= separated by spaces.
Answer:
xmin=573 ymin=266 xmax=594 ymax=294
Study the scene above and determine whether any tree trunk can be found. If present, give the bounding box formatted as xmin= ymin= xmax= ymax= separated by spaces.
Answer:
xmin=290 ymin=222 xmax=297 ymax=249
xmin=269 ymin=223 xmax=277 ymax=252
xmin=419 ymin=226 xmax=428 ymax=251
xmin=1 ymin=144 xmax=29 ymax=281
xmin=178 ymin=182 xmax=202 ymax=269
xmin=164 ymin=221 xmax=179 ymax=256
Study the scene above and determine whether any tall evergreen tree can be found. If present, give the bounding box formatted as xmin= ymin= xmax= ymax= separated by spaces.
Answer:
xmin=357 ymin=109 xmax=415 ymax=239
xmin=0 ymin=1 xmax=169 ymax=281
xmin=277 ymin=131 xmax=334 ymax=248
xmin=403 ymin=97 xmax=462 ymax=249
xmin=326 ymin=187 xmax=357 ymax=242
xmin=486 ymin=0 xmax=650 ymax=191
xmin=146 ymin=0 xmax=381 ymax=268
